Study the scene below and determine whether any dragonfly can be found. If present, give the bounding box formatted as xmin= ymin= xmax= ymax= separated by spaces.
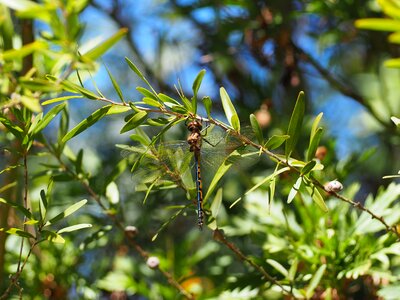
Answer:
xmin=120 ymin=119 xmax=252 ymax=230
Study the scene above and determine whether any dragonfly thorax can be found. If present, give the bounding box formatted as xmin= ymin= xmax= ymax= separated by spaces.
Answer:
xmin=187 ymin=120 xmax=202 ymax=153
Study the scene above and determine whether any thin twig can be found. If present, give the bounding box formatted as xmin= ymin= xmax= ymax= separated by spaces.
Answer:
xmin=213 ymin=228 xmax=296 ymax=298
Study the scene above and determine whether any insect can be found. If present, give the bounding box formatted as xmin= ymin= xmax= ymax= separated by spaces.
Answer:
xmin=186 ymin=120 xmax=205 ymax=229
xmin=120 ymin=119 xmax=252 ymax=229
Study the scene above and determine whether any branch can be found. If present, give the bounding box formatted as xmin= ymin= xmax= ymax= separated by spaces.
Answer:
xmin=292 ymin=43 xmax=390 ymax=129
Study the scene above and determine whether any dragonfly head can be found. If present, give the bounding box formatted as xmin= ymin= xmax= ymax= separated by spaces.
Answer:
xmin=187 ymin=120 xmax=202 ymax=132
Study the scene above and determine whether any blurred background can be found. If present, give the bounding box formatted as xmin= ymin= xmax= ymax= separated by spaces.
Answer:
xmin=2 ymin=0 xmax=400 ymax=298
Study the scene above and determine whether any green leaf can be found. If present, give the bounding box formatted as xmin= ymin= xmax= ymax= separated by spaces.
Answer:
xmin=105 ymin=182 xmax=119 ymax=205
xmin=105 ymin=65 xmax=125 ymax=103
xmin=301 ymin=160 xmax=317 ymax=176
xmin=306 ymin=264 xmax=327 ymax=299
xmin=42 ymin=95 xmax=83 ymax=106
xmin=41 ymin=230 xmax=65 ymax=243
xmin=220 ymin=87 xmax=240 ymax=131
xmin=20 ymin=95 xmax=41 ymax=113
xmin=125 ymin=57 xmax=158 ymax=96
xmin=230 ymin=167 xmax=290 ymax=208
xmin=210 ymin=188 xmax=223 ymax=219
xmin=384 ymin=58 xmax=400 ymax=68
xmin=5 ymin=228 xmax=35 ymax=239
xmin=142 ymin=97 xmax=162 ymax=108
xmin=388 ymin=31 xmax=400 ymax=44
xmin=307 ymin=128 xmax=323 ymax=161
xmin=158 ymin=93 xmax=180 ymax=105
xmin=192 ymin=69 xmax=206 ymax=98
xmin=0 ymin=116 xmax=24 ymax=138
xmin=46 ymin=76 xmax=99 ymax=100
xmin=105 ymin=106 xmax=131 ymax=115
xmin=203 ymin=150 xmax=237 ymax=204
xmin=19 ymin=78 xmax=62 ymax=93
xmin=0 ymin=197 xmax=33 ymax=219
xmin=249 ymin=114 xmax=263 ymax=145
xmin=40 ymin=189 xmax=48 ymax=209
xmin=391 ymin=116 xmax=400 ymax=127
xmin=137 ymin=87 xmax=157 ymax=99
xmin=57 ymin=223 xmax=92 ymax=234
xmin=32 ymin=103 xmax=66 ymax=135
xmin=45 ymin=199 xmax=87 ymax=226
xmin=120 ymin=111 xmax=148 ymax=133
xmin=265 ymin=135 xmax=290 ymax=150
xmin=82 ymin=28 xmax=128 ymax=60
xmin=61 ymin=105 xmax=112 ymax=143
xmin=285 ymin=91 xmax=305 ymax=158
xmin=288 ymin=177 xmax=302 ymax=204
xmin=125 ymin=57 xmax=146 ymax=82
xmin=202 ymin=96 xmax=212 ymax=118
xmin=0 ymin=40 xmax=47 ymax=60
xmin=266 ymin=259 xmax=289 ymax=277
xmin=355 ymin=18 xmax=400 ymax=31
xmin=305 ymin=184 xmax=328 ymax=212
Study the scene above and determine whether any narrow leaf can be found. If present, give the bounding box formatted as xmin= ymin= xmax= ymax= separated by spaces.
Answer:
xmin=120 ymin=111 xmax=148 ymax=133
xmin=125 ymin=57 xmax=146 ymax=82
xmin=45 ymin=199 xmax=87 ymax=226
xmin=249 ymin=114 xmax=263 ymax=144
xmin=301 ymin=160 xmax=317 ymax=176
xmin=142 ymin=97 xmax=162 ymax=107
xmin=158 ymin=93 xmax=180 ymax=105
xmin=105 ymin=65 xmax=125 ymax=103
xmin=42 ymin=95 xmax=82 ymax=106
xmin=32 ymin=103 xmax=66 ymax=135
xmin=137 ymin=87 xmax=157 ymax=99
xmin=210 ymin=188 xmax=223 ymax=219
xmin=0 ymin=197 xmax=33 ymax=219
xmin=41 ymin=230 xmax=65 ymax=243
xmin=266 ymin=259 xmax=289 ymax=277
xmin=57 ymin=223 xmax=92 ymax=234
xmin=306 ymin=264 xmax=327 ymax=298
xmin=61 ymin=105 xmax=112 ymax=143
xmin=288 ymin=177 xmax=302 ymax=204
xmin=307 ymin=127 xmax=323 ymax=161
xmin=220 ymin=87 xmax=240 ymax=131
xmin=203 ymin=96 xmax=212 ymax=118
xmin=355 ymin=18 xmax=400 ymax=31
xmin=305 ymin=184 xmax=328 ymax=212
xmin=6 ymin=228 xmax=35 ymax=239
xmin=285 ymin=91 xmax=305 ymax=158
xmin=192 ymin=69 xmax=206 ymax=97
xmin=82 ymin=28 xmax=128 ymax=60
xmin=265 ymin=135 xmax=290 ymax=150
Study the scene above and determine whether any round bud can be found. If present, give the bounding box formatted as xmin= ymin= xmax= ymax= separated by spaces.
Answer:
xmin=325 ymin=180 xmax=343 ymax=193
xmin=146 ymin=256 xmax=160 ymax=269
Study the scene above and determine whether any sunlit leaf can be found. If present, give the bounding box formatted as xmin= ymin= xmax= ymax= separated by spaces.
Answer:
xmin=210 ymin=188 xmax=223 ymax=219
xmin=264 ymin=134 xmax=290 ymax=150
xmin=305 ymin=184 xmax=328 ymax=212
xmin=105 ymin=65 xmax=125 ymax=103
xmin=32 ymin=103 xmax=65 ymax=135
xmin=120 ymin=111 xmax=148 ymax=133
xmin=384 ymin=58 xmax=400 ymax=68
xmin=81 ymin=28 xmax=128 ymax=60
xmin=285 ymin=91 xmax=305 ymax=158
xmin=288 ymin=177 xmax=302 ymax=204
xmin=41 ymin=230 xmax=65 ymax=243
xmin=192 ymin=69 xmax=206 ymax=98
xmin=42 ymin=95 xmax=83 ymax=106
xmin=57 ymin=223 xmax=92 ymax=234
xmin=266 ymin=259 xmax=289 ymax=277
xmin=306 ymin=264 xmax=327 ymax=298
xmin=20 ymin=95 xmax=41 ymax=113
xmin=6 ymin=227 xmax=35 ymax=239
xmin=142 ymin=97 xmax=162 ymax=108
xmin=220 ymin=87 xmax=240 ymax=131
xmin=203 ymin=96 xmax=212 ymax=118
xmin=0 ymin=40 xmax=47 ymax=60
xmin=355 ymin=18 xmax=400 ymax=31
xmin=45 ymin=199 xmax=87 ymax=226
xmin=61 ymin=105 xmax=112 ymax=143
xmin=307 ymin=128 xmax=323 ymax=161
xmin=106 ymin=182 xmax=119 ymax=205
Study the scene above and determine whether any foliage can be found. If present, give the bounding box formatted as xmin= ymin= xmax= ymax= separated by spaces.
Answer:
xmin=0 ymin=0 xmax=400 ymax=299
